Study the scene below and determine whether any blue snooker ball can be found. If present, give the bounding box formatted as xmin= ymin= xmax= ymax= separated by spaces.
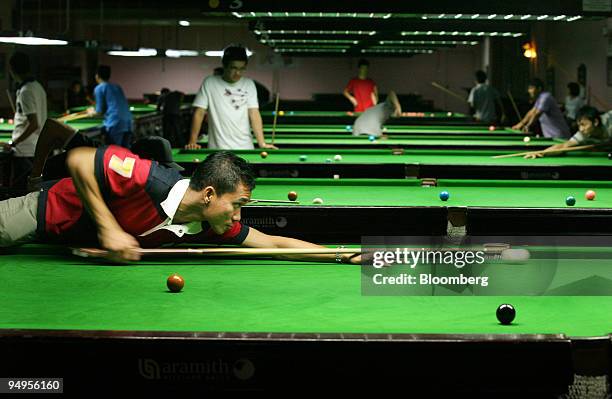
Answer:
xmin=325 ymin=158 xmax=332 ymax=163
xmin=345 ymin=125 xmax=352 ymax=131
xmin=368 ymin=135 xmax=375 ymax=142
xmin=439 ymin=191 xmax=450 ymax=201
xmin=565 ymin=196 xmax=576 ymax=206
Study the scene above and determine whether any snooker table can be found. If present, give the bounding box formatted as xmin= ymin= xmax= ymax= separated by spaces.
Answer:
xmin=197 ymin=134 xmax=559 ymax=150
xmin=263 ymin=124 xmax=523 ymax=137
xmin=0 ymin=104 xmax=166 ymax=145
xmin=260 ymin=110 xmax=484 ymax=126
xmin=0 ymin=244 xmax=610 ymax=394
xmin=238 ymin=178 xmax=612 ymax=241
xmin=67 ymin=102 xmax=157 ymax=114
xmin=174 ymin=148 xmax=612 ymax=180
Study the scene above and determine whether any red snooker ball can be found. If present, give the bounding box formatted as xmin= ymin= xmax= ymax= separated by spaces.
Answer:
xmin=167 ymin=274 xmax=185 ymax=293
xmin=585 ymin=190 xmax=596 ymax=201
xmin=260 ymin=151 xmax=268 ymax=159
xmin=288 ymin=191 xmax=298 ymax=201
xmin=488 ymin=125 xmax=496 ymax=131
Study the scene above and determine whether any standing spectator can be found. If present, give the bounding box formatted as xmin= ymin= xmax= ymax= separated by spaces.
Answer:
xmin=157 ymin=88 xmax=185 ymax=147
xmin=343 ymin=59 xmax=378 ymax=112
xmin=186 ymin=46 xmax=277 ymax=150
xmin=1 ymin=52 xmax=47 ymax=189
xmin=564 ymin=82 xmax=585 ymax=132
xmin=87 ymin=65 xmax=133 ymax=147
xmin=467 ymin=70 xmax=505 ymax=124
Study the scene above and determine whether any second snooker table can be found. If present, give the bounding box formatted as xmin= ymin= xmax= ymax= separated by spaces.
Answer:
xmin=174 ymin=148 xmax=612 ymax=180
xmin=238 ymin=178 xmax=612 ymax=241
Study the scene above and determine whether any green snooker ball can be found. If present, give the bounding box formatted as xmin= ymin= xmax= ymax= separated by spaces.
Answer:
xmin=565 ymin=196 xmax=576 ymax=206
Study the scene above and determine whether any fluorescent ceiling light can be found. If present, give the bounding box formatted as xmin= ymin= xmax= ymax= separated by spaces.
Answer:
xmin=165 ymin=49 xmax=199 ymax=58
xmin=178 ymin=20 xmax=190 ymax=26
xmin=107 ymin=48 xmax=157 ymax=57
xmin=0 ymin=36 xmax=68 ymax=45
xmin=205 ymin=49 xmax=253 ymax=57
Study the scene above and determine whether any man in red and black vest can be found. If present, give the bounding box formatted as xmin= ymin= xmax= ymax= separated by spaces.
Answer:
xmin=0 ymin=125 xmax=359 ymax=264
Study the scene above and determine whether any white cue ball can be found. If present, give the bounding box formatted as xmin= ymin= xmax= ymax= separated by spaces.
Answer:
xmin=312 ymin=198 xmax=324 ymax=204
xmin=500 ymin=249 xmax=531 ymax=264
xmin=523 ymin=136 xmax=531 ymax=143
xmin=334 ymin=154 xmax=342 ymax=161
xmin=333 ymin=174 xmax=340 ymax=179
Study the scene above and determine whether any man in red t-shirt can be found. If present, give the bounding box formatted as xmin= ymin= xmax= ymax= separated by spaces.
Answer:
xmin=343 ymin=59 xmax=378 ymax=112
xmin=0 ymin=123 xmax=361 ymax=264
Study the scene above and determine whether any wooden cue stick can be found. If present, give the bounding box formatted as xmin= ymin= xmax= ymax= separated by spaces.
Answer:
xmin=73 ymin=244 xmax=516 ymax=260
xmin=492 ymin=144 xmax=597 ymax=159
xmin=249 ymin=199 xmax=300 ymax=204
xmin=271 ymin=92 xmax=280 ymax=145
xmin=72 ymin=247 xmax=362 ymax=258
xmin=506 ymin=90 xmax=522 ymax=121
xmin=56 ymin=109 xmax=90 ymax=122
xmin=430 ymin=82 xmax=467 ymax=102
xmin=5 ymin=89 xmax=15 ymax=113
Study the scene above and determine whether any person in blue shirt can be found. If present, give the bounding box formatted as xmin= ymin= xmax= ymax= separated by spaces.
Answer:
xmin=87 ymin=65 xmax=133 ymax=147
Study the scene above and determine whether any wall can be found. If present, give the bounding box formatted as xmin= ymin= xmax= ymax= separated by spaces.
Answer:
xmin=99 ymin=29 xmax=482 ymax=114
xmin=534 ymin=18 xmax=612 ymax=111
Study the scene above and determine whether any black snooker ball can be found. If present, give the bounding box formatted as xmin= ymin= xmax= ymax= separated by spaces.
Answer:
xmin=496 ymin=304 xmax=516 ymax=325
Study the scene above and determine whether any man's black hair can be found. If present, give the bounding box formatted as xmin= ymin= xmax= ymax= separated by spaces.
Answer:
xmin=190 ymin=151 xmax=256 ymax=195
xmin=567 ymin=82 xmax=580 ymax=97
xmin=358 ymin=59 xmax=369 ymax=67
xmin=9 ymin=52 xmax=30 ymax=76
xmin=96 ymin=65 xmax=111 ymax=81
xmin=576 ymin=106 xmax=601 ymax=125
xmin=475 ymin=70 xmax=487 ymax=84
xmin=528 ymin=78 xmax=544 ymax=90
xmin=222 ymin=46 xmax=248 ymax=68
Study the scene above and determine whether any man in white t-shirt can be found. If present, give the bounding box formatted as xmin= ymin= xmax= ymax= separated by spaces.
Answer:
xmin=2 ymin=52 xmax=47 ymax=189
xmin=186 ymin=46 xmax=277 ymax=150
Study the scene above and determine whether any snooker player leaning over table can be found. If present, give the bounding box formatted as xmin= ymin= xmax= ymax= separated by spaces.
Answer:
xmin=524 ymin=106 xmax=611 ymax=159
xmin=0 ymin=132 xmax=360 ymax=264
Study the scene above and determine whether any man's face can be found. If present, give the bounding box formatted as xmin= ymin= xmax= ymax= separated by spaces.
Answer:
xmin=223 ymin=61 xmax=247 ymax=83
xmin=358 ymin=65 xmax=369 ymax=76
xmin=527 ymin=85 xmax=540 ymax=99
xmin=203 ymin=182 xmax=251 ymax=234
xmin=577 ymin=117 xmax=598 ymax=136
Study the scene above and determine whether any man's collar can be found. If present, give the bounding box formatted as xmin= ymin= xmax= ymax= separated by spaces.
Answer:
xmin=160 ymin=179 xmax=190 ymax=222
